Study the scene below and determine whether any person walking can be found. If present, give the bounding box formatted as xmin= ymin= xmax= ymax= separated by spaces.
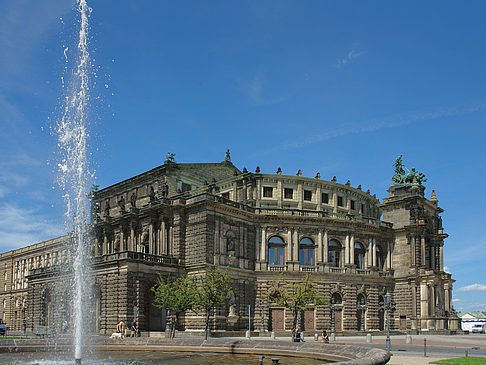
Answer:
xmin=130 ymin=319 xmax=138 ymax=338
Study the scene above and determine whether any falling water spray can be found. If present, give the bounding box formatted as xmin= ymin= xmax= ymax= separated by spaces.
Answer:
xmin=56 ymin=0 xmax=93 ymax=363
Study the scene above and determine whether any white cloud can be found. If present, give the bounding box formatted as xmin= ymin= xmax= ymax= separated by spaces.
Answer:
xmin=336 ymin=49 xmax=366 ymax=68
xmin=452 ymin=298 xmax=461 ymax=302
xmin=279 ymin=101 xmax=486 ymax=151
xmin=457 ymin=284 xmax=486 ymax=292
xmin=0 ymin=202 xmax=65 ymax=253
xmin=235 ymin=75 xmax=291 ymax=106
xmin=444 ymin=266 xmax=451 ymax=274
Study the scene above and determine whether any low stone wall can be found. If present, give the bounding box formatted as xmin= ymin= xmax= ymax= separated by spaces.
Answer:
xmin=0 ymin=337 xmax=390 ymax=365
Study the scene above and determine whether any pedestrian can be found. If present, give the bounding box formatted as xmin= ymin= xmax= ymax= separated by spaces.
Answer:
xmin=130 ymin=319 xmax=138 ymax=338
xmin=321 ymin=330 xmax=329 ymax=343
xmin=116 ymin=320 xmax=125 ymax=339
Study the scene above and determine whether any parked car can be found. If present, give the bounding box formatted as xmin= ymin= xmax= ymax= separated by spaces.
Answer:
xmin=471 ymin=324 xmax=486 ymax=334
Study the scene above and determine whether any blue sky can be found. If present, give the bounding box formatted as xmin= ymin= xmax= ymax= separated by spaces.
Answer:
xmin=1 ymin=1 xmax=485 ymax=312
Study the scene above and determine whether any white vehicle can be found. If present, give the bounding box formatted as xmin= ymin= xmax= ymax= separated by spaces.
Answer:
xmin=462 ymin=321 xmax=486 ymax=334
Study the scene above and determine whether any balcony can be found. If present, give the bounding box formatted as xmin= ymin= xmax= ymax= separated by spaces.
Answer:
xmin=93 ymin=251 xmax=178 ymax=265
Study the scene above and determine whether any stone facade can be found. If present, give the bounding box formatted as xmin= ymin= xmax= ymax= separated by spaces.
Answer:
xmin=0 ymin=156 xmax=460 ymax=334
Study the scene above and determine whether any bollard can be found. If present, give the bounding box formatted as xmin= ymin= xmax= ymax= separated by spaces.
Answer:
xmin=246 ymin=330 xmax=251 ymax=339
xmin=424 ymin=338 xmax=427 ymax=357
xmin=330 ymin=333 xmax=335 ymax=342
xmin=465 ymin=349 xmax=468 ymax=357
xmin=259 ymin=355 xmax=264 ymax=364
xmin=366 ymin=333 xmax=372 ymax=343
xmin=271 ymin=331 xmax=276 ymax=339
xmin=314 ymin=333 xmax=318 ymax=341
xmin=406 ymin=334 xmax=412 ymax=344
xmin=271 ymin=358 xmax=280 ymax=364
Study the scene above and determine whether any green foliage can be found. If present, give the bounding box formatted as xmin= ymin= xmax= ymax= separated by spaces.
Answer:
xmin=267 ymin=273 xmax=325 ymax=335
xmin=193 ymin=267 xmax=233 ymax=339
xmin=152 ymin=274 xmax=197 ymax=314
xmin=151 ymin=275 xmax=197 ymax=339
xmin=430 ymin=357 xmax=486 ymax=365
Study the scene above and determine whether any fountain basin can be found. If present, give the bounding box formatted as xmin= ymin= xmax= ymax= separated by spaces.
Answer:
xmin=0 ymin=337 xmax=390 ymax=364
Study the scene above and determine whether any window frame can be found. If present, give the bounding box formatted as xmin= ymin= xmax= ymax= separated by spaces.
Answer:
xmin=263 ymin=186 xmax=273 ymax=198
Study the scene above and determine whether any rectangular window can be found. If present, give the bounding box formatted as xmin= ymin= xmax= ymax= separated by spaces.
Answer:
xmin=221 ymin=192 xmax=230 ymax=199
xmin=350 ymin=200 xmax=355 ymax=210
xmin=268 ymin=247 xmax=284 ymax=265
xmin=337 ymin=196 xmax=343 ymax=207
xmin=361 ymin=204 xmax=365 ymax=214
xmin=304 ymin=190 xmax=312 ymax=201
xmin=181 ymin=183 xmax=191 ymax=192
xmin=263 ymin=186 xmax=273 ymax=198
xmin=321 ymin=193 xmax=329 ymax=204
xmin=284 ymin=188 xmax=293 ymax=199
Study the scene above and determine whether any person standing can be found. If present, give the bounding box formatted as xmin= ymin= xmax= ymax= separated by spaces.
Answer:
xmin=116 ymin=320 xmax=125 ymax=339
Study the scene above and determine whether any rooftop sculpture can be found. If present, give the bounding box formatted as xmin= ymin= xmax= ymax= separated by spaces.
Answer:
xmin=392 ymin=155 xmax=427 ymax=185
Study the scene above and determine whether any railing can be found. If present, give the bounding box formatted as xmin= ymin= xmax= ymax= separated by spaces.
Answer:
xmin=93 ymin=251 xmax=178 ymax=265
xmin=268 ymin=265 xmax=286 ymax=271
xmin=300 ymin=266 xmax=316 ymax=272
xmin=329 ymin=267 xmax=346 ymax=273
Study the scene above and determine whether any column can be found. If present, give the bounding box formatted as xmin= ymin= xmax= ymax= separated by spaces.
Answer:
xmin=149 ymin=223 xmax=154 ymax=254
xmin=386 ymin=241 xmax=392 ymax=270
xmin=323 ymin=230 xmax=329 ymax=263
xmin=286 ymin=229 xmax=292 ymax=262
xmin=277 ymin=180 xmax=283 ymax=208
xmin=344 ymin=235 xmax=350 ymax=264
xmin=332 ymin=188 xmax=338 ymax=213
xmin=130 ymin=224 xmax=135 ymax=252
xmin=410 ymin=235 xmax=415 ymax=266
xmin=350 ymin=235 xmax=355 ymax=265
xmin=430 ymin=242 xmax=435 ymax=270
xmin=103 ymin=233 xmax=108 ymax=255
xmin=421 ymin=236 xmax=426 ymax=267
xmin=120 ymin=229 xmax=125 ymax=252
xmin=297 ymin=183 xmax=303 ymax=210
xmin=260 ymin=227 xmax=267 ymax=262
xmin=420 ymin=282 xmax=428 ymax=318
xmin=169 ymin=225 xmax=173 ymax=255
xmin=372 ymin=238 xmax=377 ymax=268
xmin=445 ymin=287 xmax=451 ymax=312
xmin=439 ymin=244 xmax=444 ymax=271
xmin=293 ymin=229 xmax=299 ymax=263
xmin=161 ymin=220 xmax=167 ymax=254
xmin=255 ymin=226 xmax=260 ymax=261
xmin=317 ymin=230 xmax=323 ymax=263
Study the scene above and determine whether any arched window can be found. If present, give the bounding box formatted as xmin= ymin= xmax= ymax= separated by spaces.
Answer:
xmin=299 ymin=237 xmax=315 ymax=266
xmin=331 ymin=292 xmax=342 ymax=305
xmin=376 ymin=245 xmax=385 ymax=270
xmin=268 ymin=236 xmax=285 ymax=266
xmin=354 ymin=242 xmax=365 ymax=269
xmin=357 ymin=293 xmax=366 ymax=306
xmin=328 ymin=240 xmax=342 ymax=267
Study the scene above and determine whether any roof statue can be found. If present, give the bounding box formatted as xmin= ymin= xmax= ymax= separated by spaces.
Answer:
xmin=224 ymin=148 xmax=231 ymax=163
xmin=391 ymin=155 xmax=427 ymax=185
xmin=165 ymin=152 xmax=176 ymax=164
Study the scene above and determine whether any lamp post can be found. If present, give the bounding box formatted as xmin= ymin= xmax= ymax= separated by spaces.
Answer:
xmin=330 ymin=297 xmax=336 ymax=336
xmin=357 ymin=298 xmax=366 ymax=332
xmin=258 ymin=298 xmax=266 ymax=333
xmin=382 ymin=292 xmax=396 ymax=353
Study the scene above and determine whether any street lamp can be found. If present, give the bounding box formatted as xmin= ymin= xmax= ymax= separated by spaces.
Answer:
xmin=330 ymin=297 xmax=336 ymax=336
xmin=258 ymin=298 xmax=267 ymax=332
xmin=381 ymin=292 xmax=396 ymax=353
xmin=357 ymin=295 xmax=366 ymax=332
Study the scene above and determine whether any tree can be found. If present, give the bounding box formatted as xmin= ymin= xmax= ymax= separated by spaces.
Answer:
xmin=194 ymin=267 xmax=233 ymax=340
xmin=267 ymin=273 xmax=325 ymax=338
xmin=151 ymin=275 xmax=197 ymax=339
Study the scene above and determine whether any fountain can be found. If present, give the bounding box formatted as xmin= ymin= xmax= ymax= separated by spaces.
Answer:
xmin=56 ymin=0 xmax=93 ymax=363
